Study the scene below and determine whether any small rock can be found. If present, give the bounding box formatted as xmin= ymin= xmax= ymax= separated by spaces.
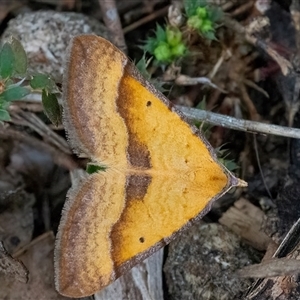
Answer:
xmin=1 ymin=11 xmax=110 ymax=82
xmin=164 ymin=222 xmax=260 ymax=300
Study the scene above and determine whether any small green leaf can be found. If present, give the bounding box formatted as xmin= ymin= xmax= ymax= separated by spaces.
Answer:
xmin=196 ymin=7 xmax=208 ymax=19
xmin=203 ymin=30 xmax=216 ymax=40
xmin=184 ymin=0 xmax=207 ymax=17
xmin=135 ymin=55 xmax=167 ymax=93
xmin=1 ymin=86 xmax=30 ymax=101
xmin=187 ymin=15 xmax=203 ymax=30
xmin=143 ymin=37 xmax=157 ymax=53
xmin=155 ymin=24 xmax=167 ymax=42
xmin=218 ymin=157 xmax=238 ymax=172
xmin=209 ymin=6 xmax=223 ymax=22
xmin=154 ymin=42 xmax=172 ymax=62
xmin=86 ymin=163 xmax=107 ymax=174
xmin=196 ymin=99 xmax=207 ymax=110
xmin=143 ymin=23 xmax=168 ymax=55
xmin=170 ymin=43 xmax=186 ymax=57
xmin=42 ymin=89 xmax=61 ymax=126
xmin=166 ymin=27 xmax=183 ymax=47
xmin=0 ymin=43 xmax=15 ymax=79
xmin=30 ymin=74 xmax=55 ymax=90
xmin=10 ymin=37 xmax=27 ymax=75
xmin=201 ymin=19 xmax=213 ymax=33
xmin=0 ymin=109 xmax=11 ymax=121
xmin=135 ymin=54 xmax=152 ymax=80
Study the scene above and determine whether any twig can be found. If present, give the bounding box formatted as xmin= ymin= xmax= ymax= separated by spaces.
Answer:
xmin=0 ymin=125 xmax=77 ymax=170
xmin=177 ymin=106 xmax=300 ymax=139
xmin=239 ymin=83 xmax=260 ymax=121
xmin=223 ymin=16 xmax=292 ymax=76
xmin=230 ymin=1 xmax=255 ymax=17
xmin=98 ymin=0 xmax=127 ymax=53
xmin=10 ymin=110 xmax=71 ymax=154
xmin=253 ymin=135 xmax=273 ymax=200
xmin=175 ymin=74 xmax=227 ymax=93
xmin=123 ymin=6 xmax=169 ymax=34
xmin=245 ymin=217 xmax=300 ymax=297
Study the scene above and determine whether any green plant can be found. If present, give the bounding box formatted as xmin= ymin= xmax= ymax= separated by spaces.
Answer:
xmin=194 ymin=100 xmax=239 ymax=172
xmin=30 ymin=73 xmax=61 ymax=126
xmin=86 ymin=163 xmax=107 ymax=174
xmin=143 ymin=24 xmax=187 ymax=64
xmin=142 ymin=0 xmax=224 ymax=67
xmin=216 ymin=147 xmax=239 ymax=172
xmin=0 ymin=37 xmax=61 ymax=125
xmin=135 ymin=54 xmax=167 ymax=92
xmin=184 ymin=0 xmax=223 ymax=40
